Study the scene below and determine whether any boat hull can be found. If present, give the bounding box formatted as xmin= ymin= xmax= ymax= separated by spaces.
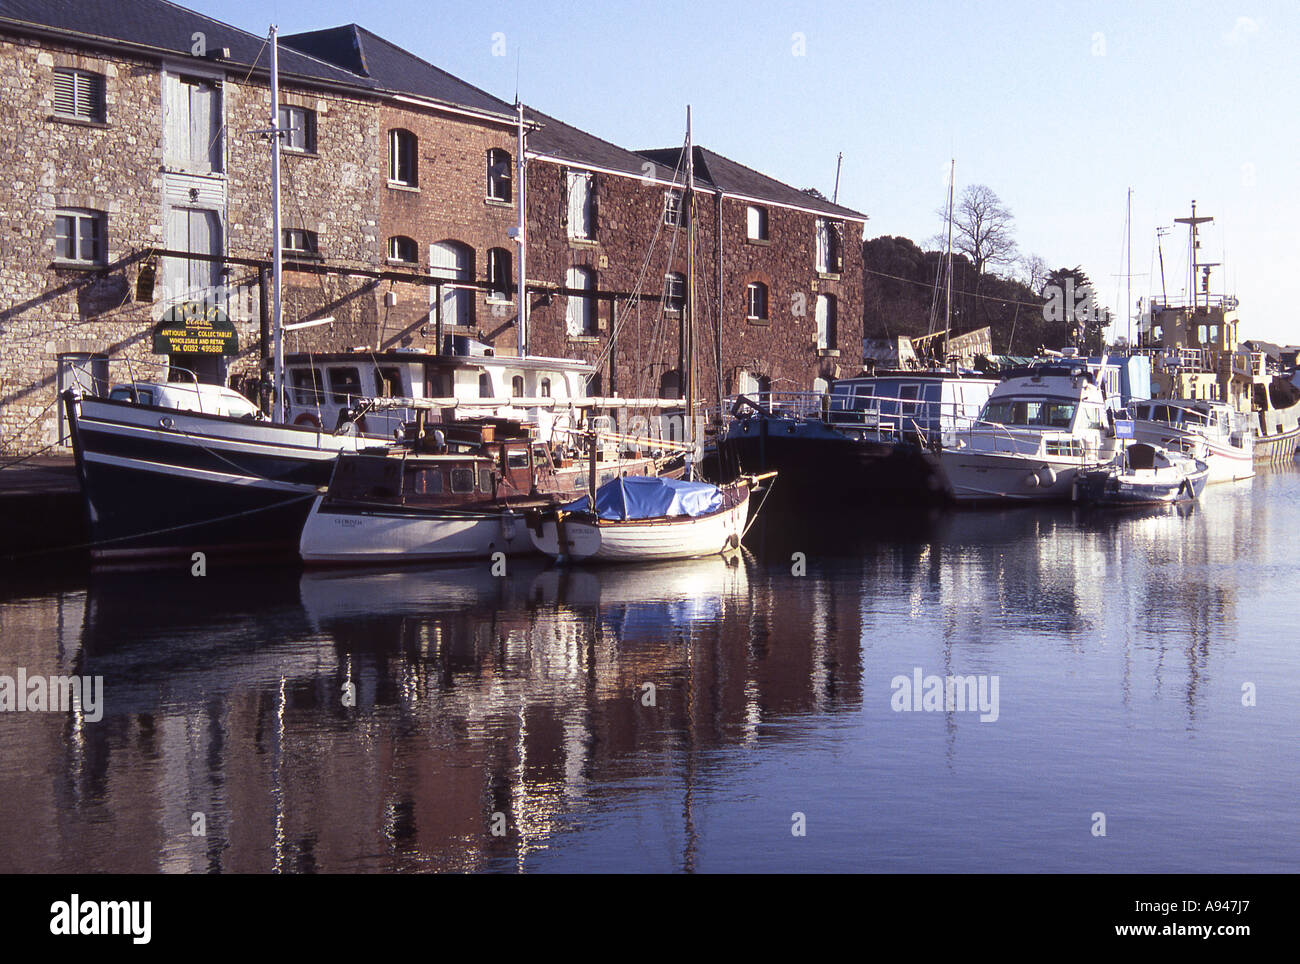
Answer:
xmin=1253 ymin=425 xmax=1300 ymax=463
xmin=299 ymin=500 xmax=536 ymax=564
xmin=65 ymin=393 xmax=373 ymax=559
xmin=932 ymin=450 xmax=1088 ymax=504
xmin=714 ymin=425 xmax=946 ymax=505
xmin=529 ymin=487 xmax=750 ymax=562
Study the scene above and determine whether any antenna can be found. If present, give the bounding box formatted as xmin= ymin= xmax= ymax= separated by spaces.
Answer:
xmin=832 ymin=152 xmax=843 ymax=204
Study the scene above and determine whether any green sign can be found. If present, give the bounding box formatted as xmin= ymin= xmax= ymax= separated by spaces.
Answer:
xmin=152 ymin=304 xmax=238 ymax=356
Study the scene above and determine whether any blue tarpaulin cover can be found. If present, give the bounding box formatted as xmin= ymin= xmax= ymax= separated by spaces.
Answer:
xmin=563 ymin=476 xmax=724 ymax=521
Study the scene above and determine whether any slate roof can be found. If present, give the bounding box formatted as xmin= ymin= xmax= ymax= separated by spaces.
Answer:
xmin=282 ymin=24 xmax=516 ymax=120
xmin=641 ymin=145 xmax=867 ymax=221
xmin=0 ymin=0 xmax=376 ymax=91
xmin=524 ymin=107 xmax=666 ymax=180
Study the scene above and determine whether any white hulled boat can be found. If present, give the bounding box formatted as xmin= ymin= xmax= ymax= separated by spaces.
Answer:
xmin=932 ymin=363 xmax=1118 ymax=503
xmin=1128 ymin=398 xmax=1254 ymax=483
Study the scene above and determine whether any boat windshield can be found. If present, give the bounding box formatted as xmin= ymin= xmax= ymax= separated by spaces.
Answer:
xmin=982 ymin=398 xmax=1076 ymax=429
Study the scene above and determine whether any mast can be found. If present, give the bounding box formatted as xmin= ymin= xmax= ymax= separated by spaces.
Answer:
xmin=943 ymin=159 xmax=954 ymax=360
xmin=1175 ymin=200 xmax=1213 ymax=312
xmin=1126 ymin=188 xmax=1132 ymax=346
xmin=685 ymin=106 xmax=696 ymax=479
xmin=269 ymin=26 xmax=285 ymax=422
xmin=515 ymin=101 xmax=528 ymax=357
xmin=832 ymin=152 xmax=843 ymax=204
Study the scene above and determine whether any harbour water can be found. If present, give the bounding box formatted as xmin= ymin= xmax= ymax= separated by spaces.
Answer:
xmin=1 ymin=465 xmax=1297 ymax=873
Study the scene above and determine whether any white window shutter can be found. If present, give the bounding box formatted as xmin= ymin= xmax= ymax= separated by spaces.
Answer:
xmin=54 ymin=70 xmax=76 ymax=114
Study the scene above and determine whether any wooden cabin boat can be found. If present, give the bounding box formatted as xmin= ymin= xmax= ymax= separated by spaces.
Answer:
xmin=298 ymin=420 xmax=669 ymax=565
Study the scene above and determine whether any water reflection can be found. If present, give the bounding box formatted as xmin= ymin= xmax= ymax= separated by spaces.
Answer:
xmin=0 ymin=465 xmax=1296 ymax=872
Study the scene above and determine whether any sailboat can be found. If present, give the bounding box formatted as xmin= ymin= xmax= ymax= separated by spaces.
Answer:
xmin=527 ymin=108 xmax=774 ymax=564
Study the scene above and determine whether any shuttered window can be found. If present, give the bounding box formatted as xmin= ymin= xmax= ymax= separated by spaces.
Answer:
xmin=566 ymin=171 xmax=594 ymax=239
xmin=54 ymin=210 xmax=106 ymax=264
xmin=53 ymin=69 xmax=105 ymax=121
xmin=816 ymin=294 xmax=838 ymax=350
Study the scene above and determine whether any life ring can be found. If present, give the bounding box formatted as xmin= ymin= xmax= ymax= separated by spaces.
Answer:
xmin=294 ymin=412 xmax=321 ymax=428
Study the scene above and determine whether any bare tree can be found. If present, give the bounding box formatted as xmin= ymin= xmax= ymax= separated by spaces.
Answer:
xmin=1020 ymin=253 xmax=1049 ymax=294
xmin=944 ymin=185 xmax=1019 ymax=276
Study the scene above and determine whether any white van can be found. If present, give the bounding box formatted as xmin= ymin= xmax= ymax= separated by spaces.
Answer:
xmin=106 ymin=381 xmax=264 ymax=419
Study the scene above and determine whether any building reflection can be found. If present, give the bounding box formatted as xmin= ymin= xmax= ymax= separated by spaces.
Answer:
xmin=1 ymin=553 xmax=863 ymax=872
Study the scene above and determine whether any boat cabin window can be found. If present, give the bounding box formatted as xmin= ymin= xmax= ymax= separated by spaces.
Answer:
xmin=330 ymin=456 xmax=402 ymax=502
xmin=898 ymin=383 xmax=921 ymax=416
xmin=983 ymin=398 xmax=1076 ymax=428
xmin=540 ymin=378 xmax=551 ymax=398
xmin=404 ymin=466 xmax=444 ymax=496
xmin=504 ymin=446 xmax=529 ymax=469
xmin=1081 ymin=405 xmax=1107 ymax=431
xmin=328 ymin=367 xmax=362 ymax=404
xmin=478 ymin=373 xmax=494 ymax=398
xmin=291 ymin=368 xmax=324 ymax=406
xmin=479 ymin=468 xmax=493 ymax=493
xmin=450 ymin=467 xmax=476 ymax=493
xmin=511 ymin=375 xmax=524 ymax=397
xmin=426 ymin=368 xmax=453 ymax=399
xmin=374 ymin=366 xmax=402 ymax=398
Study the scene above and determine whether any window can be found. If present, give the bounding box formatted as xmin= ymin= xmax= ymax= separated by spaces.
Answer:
xmin=566 ymin=171 xmax=594 ymax=239
xmin=511 ymin=375 xmax=524 ymax=396
xmin=478 ymin=373 xmax=493 ymax=398
xmin=53 ymin=68 xmax=105 ymax=121
xmin=565 ymin=266 xmax=596 ymax=336
xmin=487 ymin=148 xmax=512 ymax=202
xmin=290 ymin=368 xmax=323 ymax=406
xmin=278 ymin=105 xmax=316 ymax=153
xmin=375 ymin=367 xmax=402 ymax=398
xmin=282 ymin=229 xmax=318 ymax=255
xmin=815 ymin=218 xmax=843 ymax=274
xmin=54 ymin=210 xmax=105 ymax=265
xmin=389 ymin=129 xmax=417 ymax=186
xmin=664 ymin=190 xmax=686 ymax=227
xmin=387 ymin=236 xmax=418 ymax=264
xmin=487 ymin=248 xmax=512 ymax=302
xmin=450 ymin=467 xmax=475 ymax=493
xmin=746 ymin=205 xmax=768 ymax=241
xmin=163 ymin=74 xmax=222 ymax=173
xmin=327 ymin=367 xmax=362 ymax=403
xmin=540 ymin=378 xmax=551 ymax=398
xmin=430 ymin=240 xmax=474 ymax=327
xmin=746 ymin=282 xmax=768 ymax=321
xmin=816 ymin=294 xmax=838 ymax=350
xmin=665 ymin=272 xmax=685 ymax=313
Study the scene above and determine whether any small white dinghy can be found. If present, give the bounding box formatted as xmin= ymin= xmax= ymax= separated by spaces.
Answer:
xmin=1075 ymin=441 xmax=1209 ymax=507
xmin=526 ymin=473 xmax=774 ymax=563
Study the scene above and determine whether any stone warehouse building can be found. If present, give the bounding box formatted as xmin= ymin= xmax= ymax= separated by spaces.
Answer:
xmin=0 ymin=0 xmax=867 ymax=456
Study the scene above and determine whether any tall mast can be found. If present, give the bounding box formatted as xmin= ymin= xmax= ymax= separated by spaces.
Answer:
xmin=269 ymin=26 xmax=285 ymax=422
xmin=515 ymin=101 xmax=528 ymax=357
xmin=1126 ymin=187 xmax=1132 ymax=346
xmin=684 ymin=106 xmax=696 ymax=478
xmin=943 ymin=159 xmax=954 ymax=360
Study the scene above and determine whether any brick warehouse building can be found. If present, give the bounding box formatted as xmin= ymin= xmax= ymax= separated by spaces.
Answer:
xmin=284 ymin=30 xmax=868 ymax=408
xmin=0 ymin=0 xmax=867 ymax=456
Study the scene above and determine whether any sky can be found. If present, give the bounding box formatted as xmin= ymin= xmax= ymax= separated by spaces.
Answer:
xmin=185 ymin=0 xmax=1299 ymax=345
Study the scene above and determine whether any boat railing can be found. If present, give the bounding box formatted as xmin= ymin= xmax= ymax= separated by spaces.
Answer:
xmin=1232 ymin=351 xmax=1266 ymax=378
xmin=725 ymin=390 xmax=988 ymax=445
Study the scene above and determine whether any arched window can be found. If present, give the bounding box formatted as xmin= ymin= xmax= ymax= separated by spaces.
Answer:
xmin=478 ymin=372 xmax=494 ymax=398
xmin=511 ymin=375 xmax=524 ymax=396
xmin=388 ymin=129 xmax=417 ymax=186
xmin=387 ymin=235 xmax=417 ymax=264
xmin=540 ymin=378 xmax=551 ymax=398
xmin=487 ymin=148 xmax=512 ymax=202
xmin=487 ymin=247 xmax=512 ymax=302
xmin=746 ymin=282 xmax=768 ymax=321
xmin=565 ymin=266 xmax=596 ymax=336
xmin=659 ymin=370 xmax=681 ymax=400
xmin=430 ymin=240 xmax=474 ymax=328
